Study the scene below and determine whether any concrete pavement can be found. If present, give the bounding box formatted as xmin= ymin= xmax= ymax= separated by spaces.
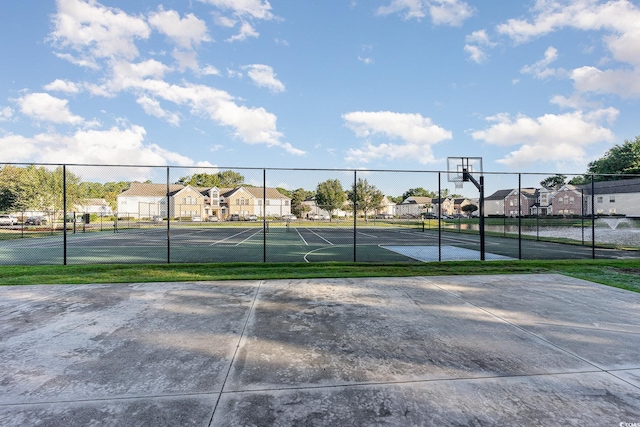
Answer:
xmin=0 ymin=274 xmax=639 ymax=426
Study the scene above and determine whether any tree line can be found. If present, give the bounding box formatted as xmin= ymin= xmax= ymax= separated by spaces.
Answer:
xmin=540 ymin=135 xmax=640 ymax=188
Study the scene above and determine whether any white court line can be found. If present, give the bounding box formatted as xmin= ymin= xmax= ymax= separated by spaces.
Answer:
xmin=305 ymin=228 xmax=334 ymax=245
xmin=295 ymin=228 xmax=309 ymax=246
xmin=396 ymin=229 xmax=499 ymax=246
xmin=234 ymin=229 xmax=263 ymax=246
xmin=357 ymin=231 xmax=377 ymax=238
xmin=208 ymin=228 xmax=253 ymax=246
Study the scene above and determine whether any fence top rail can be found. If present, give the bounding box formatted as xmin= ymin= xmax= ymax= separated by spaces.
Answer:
xmin=2 ymin=161 xmax=640 ymax=179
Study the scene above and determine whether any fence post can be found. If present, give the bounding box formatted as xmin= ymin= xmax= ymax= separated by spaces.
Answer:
xmin=438 ymin=172 xmax=441 ymax=262
xmin=263 ymin=169 xmax=266 ymax=263
xmin=167 ymin=166 xmax=171 ymax=264
xmin=518 ymin=173 xmax=522 ymax=260
xmin=591 ymin=175 xmax=595 ymax=259
xmin=353 ymin=170 xmax=357 ymax=262
xmin=63 ymin=165 xmax=67 ymax=266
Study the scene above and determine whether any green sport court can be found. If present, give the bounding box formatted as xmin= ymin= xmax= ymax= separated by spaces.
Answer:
xmin=0 ymin=222 xmax=632 ymax=265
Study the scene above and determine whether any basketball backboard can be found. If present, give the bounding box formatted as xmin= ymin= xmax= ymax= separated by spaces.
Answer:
xmin=447 ymin=157 xmax=483 ymax=185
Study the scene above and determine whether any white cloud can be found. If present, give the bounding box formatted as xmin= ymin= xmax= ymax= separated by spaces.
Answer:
xmin=50 ymin=0 xmax=150 ymax=61
xmin=343 ymin=111 xmax=452 ymax=164
xmin=148 ymin=7 xmax=211 ymax=50
xmin=0 ymin=134 xmax=36 ymax=162
xmin=213 ymin=14 xmax=237 ymax=28
xmin=377 ymin=0 xmax=473 ymax=26
xmin=520 ymin=46 xmax=564 ymax=79
xmin=136 ymin=96 xmax=181 ymax=126
xmin=198 ymin=65 xmax=221 ymax=76
xmin=242 ymin=64 xmax=285 ymax=92
xmin=429 ymin=0 xmax=474 ymax=26
xmin=0 ymin=106 xmax=14 ymax=121
xmin=172 ymin=50 xmax=199 ymax=72
xmin=16 ymin=93 xmax=84 ymax=125
xmin=571 ymin=66 xmax=640 ymax=98
xmin=103 ymin=73 xmax=303 ymax=154
xmin=495 ymin=1 xmax=640 ymax=98
xmin=226 ymin=21 xmax=260 ymax=42
xmin=464 ymin=30 xmax=496 ymax=63
xmin=44 ymin=79 xmax=81 ymax=94
xmin=197 ymin=0 xmax=275 ymax=21
xmin=358 ymin=56 xmax=374 ymax=65
xmin=464 ymin=44 xmax=486 ymax=63
xmin=0 ymin=125 xmax=212 ymax=167
xmin=45 ymin=0 xmax=300 ymax=157
xmin=471 ymin=109 xmax=618 ymax=168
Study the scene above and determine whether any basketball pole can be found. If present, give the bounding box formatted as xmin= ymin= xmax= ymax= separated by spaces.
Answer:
xmin=463 ymin=169 xmax=485 ymax=261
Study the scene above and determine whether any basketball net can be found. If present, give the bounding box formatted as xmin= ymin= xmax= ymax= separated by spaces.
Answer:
xmin=454 ymin=180 xmax=464 ymax=190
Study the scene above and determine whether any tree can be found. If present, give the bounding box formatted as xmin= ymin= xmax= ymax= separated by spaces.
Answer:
xmin=401 ymin=187 xmax=435 ymax=201
xmin=315 ymin=179 xmax=345 ymax=221
xmin=540 ymin=174 xmax=567 ymax=189
xmin=290 ymin=188 xmax=313 ymax=218
xmin=571 ymin=136 xmax=640 ymax=183
xmin=348 ymin=178 xmax=384 ymax=221
xmin=177 ymin=170 xmax=245 ymax=187
xmin=461 ymin=203 xmax=478 ymax=217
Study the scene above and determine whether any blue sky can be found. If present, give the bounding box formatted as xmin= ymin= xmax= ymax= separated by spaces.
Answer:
xmin=1 ymin=0 xmax=640 ymax=194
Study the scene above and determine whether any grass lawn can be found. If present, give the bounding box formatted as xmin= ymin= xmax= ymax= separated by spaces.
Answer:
xmin=1 ymin=259 xmax=639 ymax=294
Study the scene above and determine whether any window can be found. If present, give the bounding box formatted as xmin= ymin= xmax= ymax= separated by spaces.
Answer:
xmin=597 ymin=196 xmax=603 ymax=203
xmin=285 ymin=200 xmax=289 ymax=206
xmin=609 ymin=196 xmax=615 ymax=203
xmin=558 ymin=198 xmax=563 ymax=205
xmin=236 ymin=199 xmax=240 ymax=205
xmin=266 ymin=200 xmax=270 ymax=206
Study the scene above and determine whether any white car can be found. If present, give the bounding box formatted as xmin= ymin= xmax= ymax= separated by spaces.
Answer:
xmin=281 ymin=214 xmax=297 ymax=221
xmin=0 ymin=215 xmax=17 ymax=226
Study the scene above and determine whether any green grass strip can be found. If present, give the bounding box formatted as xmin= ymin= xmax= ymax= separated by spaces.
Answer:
xmin=1 ymin=259 xmax=639 ymax=294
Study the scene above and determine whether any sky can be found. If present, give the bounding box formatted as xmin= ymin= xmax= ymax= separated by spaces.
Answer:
xmin=1 ymin=0 xmax=640 ymax=195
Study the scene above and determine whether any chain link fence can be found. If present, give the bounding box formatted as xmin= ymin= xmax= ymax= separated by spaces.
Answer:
xmin=1 ymin=163 xmax=639 ymax=265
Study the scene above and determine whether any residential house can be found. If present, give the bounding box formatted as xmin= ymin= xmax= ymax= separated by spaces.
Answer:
xmin=220 ymin=186 xmax=291 ymax=219
xmin=302 ymin=196 xmax=350 ymax=219
xmin=485 ymin=189 xmax=511 ymax=216
xmin=395 ymin=196 xmax=431 ymax=217
xmin=117 ymin=182 xmax=291 ymax=220
xmin=504 ymin=188 xmax=537 ymax=217
xmin=395 ymin=196 xmax=454 ymax=217
xmin=482 ymin=177 xmax=640 ymax=218
xmin=453 ymin=198 xmax=476 ymax=216
xmin=74 ymin=198 xmax=114 ymax=217
xmin=550 ymin=184 xmax=583 ymax=216
xmin=579 ymin=177 xmax=640 ymax=216
xmin=377 ymin=196 xmax=396 ymax=217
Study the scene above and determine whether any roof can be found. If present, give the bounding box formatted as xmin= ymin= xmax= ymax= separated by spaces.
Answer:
xmin=79 ymin=198 xmax=108 ymax=206
xmin=578 ymin=177 xmax=640 ymax=195
xmin=221 ymin=186 xmax=289 ymax=199
xmin=118 ymin=183 xmax=290 ymax=200
xmin=485 ymin=189 xmax=512 ymax=200
xmin=118 ymin=182 xmax=184 ymax=197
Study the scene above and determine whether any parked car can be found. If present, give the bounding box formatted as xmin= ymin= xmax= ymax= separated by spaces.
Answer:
xmin=281 ymin=214 xmax=297 ymax=221
xmin=245 ymin=214 xmax=258 ymax=221
xmin=0 ymin=214 xmax=17 ymax=226
xmin=191 ymin=216 xmax=202 ymax=222
xmin=229 ymin=214 xmax=240 ymax=221
xmin=206 ymin=215 xmax=218 ymax=222
xmin=25 ymin=216 xmax=47 ymax=225
xmin=308 ymin=213 xmax=320 ymax=220
xmin=375 ymin=213 xmax=393 ymax=219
